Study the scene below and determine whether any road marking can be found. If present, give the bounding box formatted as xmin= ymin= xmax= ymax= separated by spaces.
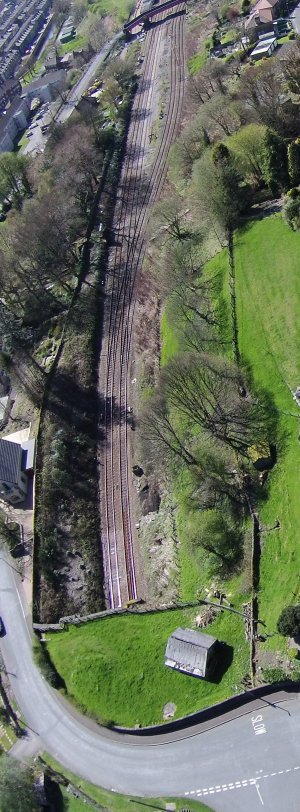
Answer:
xmin=185 ymin=764 xmax=300 ymax=799
xmin=255 ymin=784 xmax=264 ymax=806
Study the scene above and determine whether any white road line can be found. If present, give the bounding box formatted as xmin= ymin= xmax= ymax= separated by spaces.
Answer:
xmin=184 ymin=764 xmax=300 ymax=801
xmin=256 ymin=784 xmax=264 ymax=806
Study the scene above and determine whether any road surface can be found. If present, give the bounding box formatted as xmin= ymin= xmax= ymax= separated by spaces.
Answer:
xmin=23 ymin=30 xmax=124 ymax=154
xmin=56 ymin=31 xmax=123 ymax=124
xmin=1 ymin=550 xmax=300 ymax=811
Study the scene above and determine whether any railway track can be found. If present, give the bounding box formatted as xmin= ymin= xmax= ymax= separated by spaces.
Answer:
xmin=99 ymin=6 xmax=186 ymax=608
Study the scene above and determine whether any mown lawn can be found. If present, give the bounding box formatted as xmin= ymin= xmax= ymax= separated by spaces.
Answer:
xmin=46 ymin=608 xmax=249 ymax=727
xmin=233 ymin=215 xmax=300 ymax=641
xmin=45 ymin=756 xmax=214 ymax=812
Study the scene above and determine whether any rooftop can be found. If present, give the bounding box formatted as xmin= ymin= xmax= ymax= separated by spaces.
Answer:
xmin=165 ymin=627 xmax=217 ymax=678
xmin=0 ymin=438 xmax=22 ymax=484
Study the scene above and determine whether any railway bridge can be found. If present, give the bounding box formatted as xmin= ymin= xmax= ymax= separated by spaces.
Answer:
xmin=124 ymin=0 xmax=185 ymax=33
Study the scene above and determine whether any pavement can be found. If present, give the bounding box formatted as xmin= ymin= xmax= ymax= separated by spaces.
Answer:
xmin=1 ymin=549 xmax=300 ymax=811
xmin=290 ymin=3 xmax=300 ymax=32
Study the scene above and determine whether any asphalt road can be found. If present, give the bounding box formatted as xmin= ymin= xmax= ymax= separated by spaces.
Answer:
xmin=1 ymin=552 xmax=300 ymax=811
xmin=23 ymin=30 xmax=124 ymax=154
xmin=56 ymin=31 xmax=123 ymax=124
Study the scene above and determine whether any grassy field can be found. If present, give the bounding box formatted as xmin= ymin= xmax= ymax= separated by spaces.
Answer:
xmin=188 ymin=49 xmax=208 ymax=74
xmin=45 ymin=755 xmax=214 ymax=812
xmin=58 ymin=34 xmax=87 ymax=55
xmin=89 ymin=0 xmax=134 ymax=21
xmin=160 ymin=248 xmax=234 ymax=604
xmin=46 ymin=607 xmax=249 ymax=727
xmin=233 ymin=215 xmax=300 ymax=641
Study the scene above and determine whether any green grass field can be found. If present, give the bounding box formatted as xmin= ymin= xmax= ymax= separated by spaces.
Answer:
xmin=233 ymin=215 xmax=300 ymax=640
xmin=89 ymin=0 xmax=134 ymax=21
xmin=188 ymin=49 xmax=208 ymax=75
xmin=45 ymin=756 xmax=214 ymax=812
xmin=46 ymin=607 xmax=249 ymax=727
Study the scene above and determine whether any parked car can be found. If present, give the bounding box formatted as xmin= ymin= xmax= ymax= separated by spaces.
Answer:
xmin=0 ymin=617 xmax=5 ymax=636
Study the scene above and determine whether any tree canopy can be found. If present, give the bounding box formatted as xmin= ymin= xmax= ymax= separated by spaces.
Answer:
xmin=277 ymin=605 xmax=300 ymax=637
xmin=0 ymin=757 xmax=40 ymax=812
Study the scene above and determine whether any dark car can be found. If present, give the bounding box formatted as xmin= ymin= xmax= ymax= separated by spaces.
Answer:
xmin=0 ymin=617 xmax=5 ymax=636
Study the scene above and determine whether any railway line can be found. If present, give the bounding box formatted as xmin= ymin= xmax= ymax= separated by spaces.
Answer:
xmin=99 ymin=5 xmax=185 ymax=608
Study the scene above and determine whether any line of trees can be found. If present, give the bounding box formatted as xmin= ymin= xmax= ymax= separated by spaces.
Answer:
xmin=139 ymin=38 xmax=300 ymax=580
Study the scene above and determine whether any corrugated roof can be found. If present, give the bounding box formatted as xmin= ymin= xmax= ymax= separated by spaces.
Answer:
xmin=0 ymin=438 xmax=21 ymax=484
xmin=165 ymin=628 xmax=216 ymax=677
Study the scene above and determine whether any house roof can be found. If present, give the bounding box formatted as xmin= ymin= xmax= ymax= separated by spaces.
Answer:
xmin=0 ymin=438 xmax=21 ymax=484
xmin=165 ymin=627 xmax=216 ymax=677
xmin=245 ymin=0 xmax=277 ymax=27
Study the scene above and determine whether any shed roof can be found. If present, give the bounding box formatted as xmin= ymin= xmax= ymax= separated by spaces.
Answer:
xmin=165 ymin=627 xmax=216 ymax=677
xmin=0 ymin=438 xmax=21 ymax=484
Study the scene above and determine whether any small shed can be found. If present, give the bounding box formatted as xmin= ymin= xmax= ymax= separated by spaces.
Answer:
xmin=165 ymin=627 xmax=217 ymax=679
xmin=250 ymin=35 xmax=277 ymax=59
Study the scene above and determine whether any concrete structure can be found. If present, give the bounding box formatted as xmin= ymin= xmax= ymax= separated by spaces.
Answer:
xmin=165 ymin=627 xmax=217 ymax=679
xmin=250 ymin=34 xmax=278 ymax=58
xmin=0 ymin=77 xmax=21 ymax=112
xmin=245 ymin=0 xmax=278 ymax=39
xmin=0 ymin=94 xmax=30 ymax=151
xmin=21 ymin=69 xmax=66 ymax=104
xmin=0 ymin=438 xmax=29 ymax=504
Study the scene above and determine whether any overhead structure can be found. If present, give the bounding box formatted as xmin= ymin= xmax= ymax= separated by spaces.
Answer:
xmin=124 ymin=0 xmax=185 ymax=33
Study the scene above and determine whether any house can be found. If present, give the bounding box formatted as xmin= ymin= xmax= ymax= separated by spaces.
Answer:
xmin=250 ymin=33 xmax=278 ymax=58
xmin=245 ymin=0 xmax=278 ymax=40
xmin=0 ymin=436 xmax=35 ymax=505
xmin=21 ymin=70 xmax=66 ymax=104
xmin=165 ymin=627 xmax=217 ymax=679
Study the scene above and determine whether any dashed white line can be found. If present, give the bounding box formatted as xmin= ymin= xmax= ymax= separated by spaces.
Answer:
xmin=183 ymin=764 xmax=300 ymax=799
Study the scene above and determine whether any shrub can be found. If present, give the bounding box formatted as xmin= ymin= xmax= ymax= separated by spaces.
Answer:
xmin=263 ymin=666 xmax=288 ymax=683
xmin=277 ymin=605 xmax=300 ymax=636
xmin=32 ymin=635 xmax=64 ymax=688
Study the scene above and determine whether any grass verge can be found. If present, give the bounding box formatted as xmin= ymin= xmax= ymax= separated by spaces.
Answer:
xmin=43 ymin=754 xmax=214 ymax=811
